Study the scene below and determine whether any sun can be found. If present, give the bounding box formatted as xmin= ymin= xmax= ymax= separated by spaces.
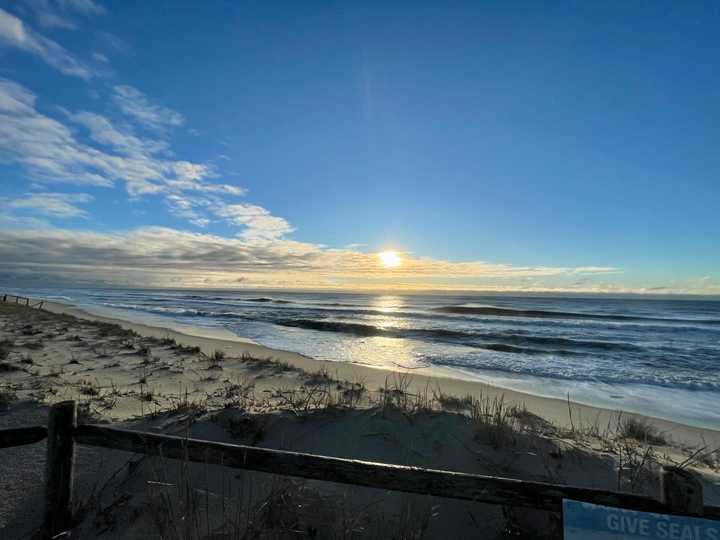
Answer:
xmin=378 ymin=250 xmax=401 ymax=268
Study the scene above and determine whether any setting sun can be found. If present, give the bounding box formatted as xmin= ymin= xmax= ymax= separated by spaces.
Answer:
xmin=378 ymin=251 xmax=401 ymax=268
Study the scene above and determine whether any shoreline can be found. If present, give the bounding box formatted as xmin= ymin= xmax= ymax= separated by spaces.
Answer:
xmin=43 ymin=299 xmax=720 ymax=448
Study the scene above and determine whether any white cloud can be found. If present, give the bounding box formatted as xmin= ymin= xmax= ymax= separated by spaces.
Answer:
xmin=162 ymin=193 xmax=292 ymax=237
xmin=17 ymin=0 xmax=104 ymax=30
xmin=91 ymin=51 xmax=108 ymax=63
xmin=67 ymin=110 xmax=169 ymax=156
xmin=0 ymin=78 xmax=260 ymax=238
xmin=33 ymin=11 xmax=76 ymax=30
xmin=7 ymin=192 xmax=92 ymax=218
xmin=0 ymin=226 xmax=612 ymax=277
xmin=54 ymin=0 xmax=104 ymax=16
xmin=0 ymin=211 xmax=49 ymax=228
xmin=0 ymin=78 xmax=36 ymax=114
xmin=112 ymin=85 xmax=185 ymax=132
xmin=0 ymin=8 xmax=93 ymax=79
xmin=0 ymin=78 xmax=243 ymax=200
xmin=165 ymin=194 xmax=211 ymax=227
xmin=0 ymin=80 xmax=113 ymax=187
xmin=213 ymin=203 xmax=295 ymax=240
xmin=0 ymin=225 xmax=633 ymax=291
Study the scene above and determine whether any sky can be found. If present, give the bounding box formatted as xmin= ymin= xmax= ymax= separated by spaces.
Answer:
xmin=0 ymin=0 xmax=718 ymax=294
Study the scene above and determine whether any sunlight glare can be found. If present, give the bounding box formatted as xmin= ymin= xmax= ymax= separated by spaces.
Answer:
xmin=378 ymin=251 xmax=401 ymax=268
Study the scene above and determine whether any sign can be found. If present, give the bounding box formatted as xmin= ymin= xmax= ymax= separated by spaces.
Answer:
xmin=563 ymin=499 xmax=720 ymax=540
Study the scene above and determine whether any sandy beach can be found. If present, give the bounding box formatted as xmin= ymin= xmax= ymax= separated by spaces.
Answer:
xmin=41 ymin=300 xmax=720 ymax=448
xmin=1 ymin=300 xmax=719 ymax=538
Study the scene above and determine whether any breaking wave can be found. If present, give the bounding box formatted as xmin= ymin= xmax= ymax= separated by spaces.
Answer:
xmin=433 ymin=305 xmax=720 ymax=325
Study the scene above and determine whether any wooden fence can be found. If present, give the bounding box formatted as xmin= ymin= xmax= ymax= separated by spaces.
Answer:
xmin=1 ymin=401 xmax=718 ymax=538
xmin=1 ymin=293 xmax=44 ymax=309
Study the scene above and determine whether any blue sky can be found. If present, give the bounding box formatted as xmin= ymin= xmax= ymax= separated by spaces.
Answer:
xmin=0 ymin=0 xmax=718 ymax=293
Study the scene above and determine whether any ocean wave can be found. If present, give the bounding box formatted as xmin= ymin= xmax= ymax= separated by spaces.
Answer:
xmin=433 ymin=305 xmax=720 ymax=325
xmin=243 ymin=297 xmax=293 ymax=304
xmin=429 ymin=356 xmax=720 ymax=391
xmin=225 ymin=301 xmax=720 ymax=333
xmin=180 ymin=294 xmax=230 ymax=301
xmin=45 ymin=295 xmax=73 ymax=301
xmin=270 ymin=318 xmax=641 ymax=354
xmin=102 ymin=302 xmax=209 ymax=317
xmin=274 ymin=318 xmax=414 ymax=337
xmin=477 ymin=343 xmax=553 ymax=355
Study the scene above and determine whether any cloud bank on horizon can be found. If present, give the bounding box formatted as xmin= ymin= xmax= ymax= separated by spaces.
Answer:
xmin=0 ymin=2 xmax=717 ymax=295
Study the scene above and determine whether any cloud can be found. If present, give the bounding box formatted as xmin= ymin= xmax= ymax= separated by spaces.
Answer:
xmin=0 ymin=78 xmax=36 ymax=114
xmin=17 ymin=0 xmax=105 ymax=30
xmin=162 ymin=193 xmax=293 ymax=239
xmin=0 ymin=212 xmax=49 ymax=228
xmin=213 ymin=203 xmax=295 ymax=240
xmin=91 ymin=51 xmax=108 ymax=63
xmin=67 ymin=110 xmax=170 ymax=156
xmin=165 ymin=194 xmax=212 ymax=227
xmin=0 ymin=227 xmax=320 ymax=272
xmin=0 ymin=78 xmax=243 ymax=199
xmin=0 ymin=225 xmax=627 ymax=291
xmin=6 ymin=192 xmax=92 ymax=218
xmin=112 ymin=85 xmax=185 ymax=132
xmin=54 ymin=0 xmax=104 ymax=15
xmin=0 ymin=78 xmax=273 ymax=237
xmin=0 ymin=8 xmax=93 ymax=78
xmin=0 ymin=78 xmax=113 ymax=187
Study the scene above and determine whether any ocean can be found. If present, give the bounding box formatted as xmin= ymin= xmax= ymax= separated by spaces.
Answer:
xmin=9 ymin=288 xmax=720 ymax=429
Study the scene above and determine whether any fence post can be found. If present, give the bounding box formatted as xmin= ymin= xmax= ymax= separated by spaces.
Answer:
xmin=661 ymin=466 xmax=703 ymax=517
xmin=44 ymin=401 xmax=77 ymax=538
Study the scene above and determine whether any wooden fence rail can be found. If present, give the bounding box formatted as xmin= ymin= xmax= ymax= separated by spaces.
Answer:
xmin=0 ymin=425 xmax=47 ymax=448
xmin=0 ymin=401 xmax=718 ymax=539
xmin=0 ymin=293 xmax=44 ymax=309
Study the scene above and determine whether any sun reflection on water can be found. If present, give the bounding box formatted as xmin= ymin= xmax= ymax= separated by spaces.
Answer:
xmin=370 ymin=295 xmax=405 ymax=313
xmin=338 ymin=335 xmax=427 ymax=370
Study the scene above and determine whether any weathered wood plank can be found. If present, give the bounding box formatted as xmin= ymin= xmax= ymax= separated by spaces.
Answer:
xmin=74 ymin=423 xmax=719 ymax=518
xmin=44 ymin=401 xmax=77 ymax=539
xmin=661 ymin=466 xmax=704 ymax=517
xmin=0 ymin=426 xmax=47 ymax=448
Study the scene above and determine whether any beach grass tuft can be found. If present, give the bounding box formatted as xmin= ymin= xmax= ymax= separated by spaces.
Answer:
xmin=619 ymin=417 xmax=667 ymax=445
xmin=79 ymin=379 xmax=100 ymax=396
xmin=469 ymin=393 xmax=517 ymax=449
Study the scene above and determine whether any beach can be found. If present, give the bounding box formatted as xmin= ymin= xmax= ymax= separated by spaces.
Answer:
xmin=8 ymin=288 xmax=720 ymax=429
xmin=38 ymin=299 xmax=720 ymax=448
xmin=1 ymin=299 xmax=719 ymax=538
